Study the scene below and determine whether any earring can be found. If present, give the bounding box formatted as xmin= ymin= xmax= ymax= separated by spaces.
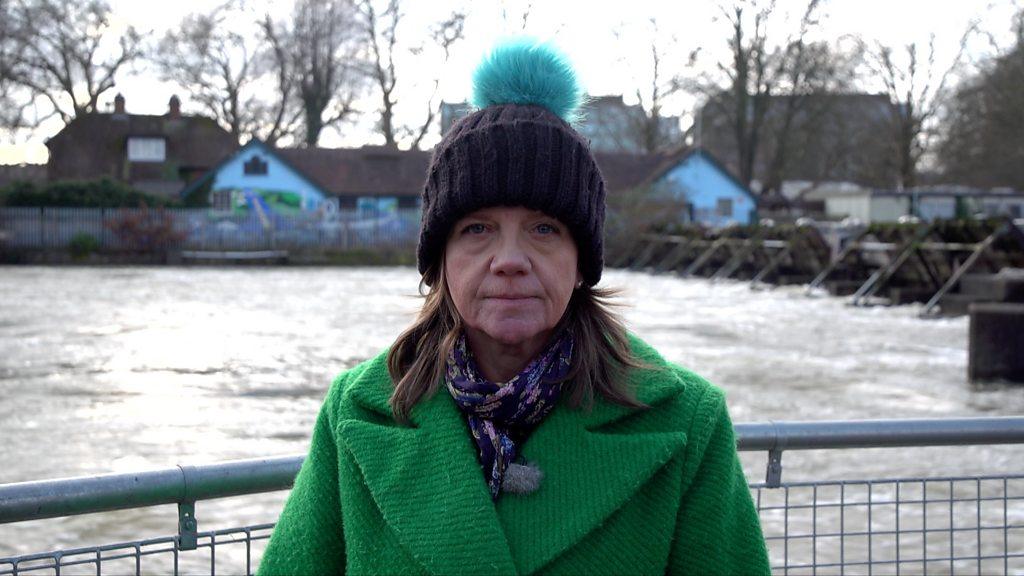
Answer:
xmin=575 ymin=280 xmax=584 ymax=289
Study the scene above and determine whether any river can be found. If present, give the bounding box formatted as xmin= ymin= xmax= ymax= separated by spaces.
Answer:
xmin=1 ymin=266 xmax=1021 ymax=570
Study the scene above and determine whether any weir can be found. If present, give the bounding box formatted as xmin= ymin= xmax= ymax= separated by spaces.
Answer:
xmin=611 ymin=218 xmax=1024 ymax=317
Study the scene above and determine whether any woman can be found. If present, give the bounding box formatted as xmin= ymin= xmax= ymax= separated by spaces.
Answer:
xmin=258 ymin=38 xmax=769 ymax=575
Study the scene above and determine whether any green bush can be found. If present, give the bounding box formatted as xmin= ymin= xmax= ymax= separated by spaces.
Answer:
xmin=68 ymin=232 xmax=100 ymax=259
xmin=0 ymin=178 xmax=179 ymax=208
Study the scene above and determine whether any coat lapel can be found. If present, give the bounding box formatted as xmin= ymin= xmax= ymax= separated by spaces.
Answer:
xmin=337 ymin=360 xmax=518 ymax=576
xmin=496 ymin=362 xmax=690 ymax=575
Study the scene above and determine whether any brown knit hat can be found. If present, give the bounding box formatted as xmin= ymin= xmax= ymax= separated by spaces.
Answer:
xmin=417 ymin=39 xmax=606 ymax=286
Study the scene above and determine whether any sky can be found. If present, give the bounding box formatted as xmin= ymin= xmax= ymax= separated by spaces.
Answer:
xmin=0 ymin=0 xmax=1019 ymax=165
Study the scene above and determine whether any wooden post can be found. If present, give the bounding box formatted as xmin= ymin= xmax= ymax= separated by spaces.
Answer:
xmin=852 ymin=225 xmax=933 ymax=306
xmin=920 ymin=225 xmax=1005 ymax=317
xmin=629 ymin=238 xmax=660 ymax=270
xmin=750 ymin=245 xmax=792 ymax=287
xmin=654 ymin=238 xmax=692 ymax=273
xmin=806 ymin=229 xmax=869 ymax=293
xmin=683 ymin=237 xmax=727 ymax=277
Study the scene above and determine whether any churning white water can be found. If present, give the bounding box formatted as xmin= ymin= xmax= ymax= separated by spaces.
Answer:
xmin=1 ymin=266 xmax=1021 ymax=565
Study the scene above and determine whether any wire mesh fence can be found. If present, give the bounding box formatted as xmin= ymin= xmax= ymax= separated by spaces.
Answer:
xmin=3 ymin=473 xmax=1022 ymax=575
xmin=2 ymin=525 xmax=273 ymax=576
xmin=3 ymin=418 xmax=1023 ymax=575
xmin=754 ymin=475 xmax=1024 ymax=575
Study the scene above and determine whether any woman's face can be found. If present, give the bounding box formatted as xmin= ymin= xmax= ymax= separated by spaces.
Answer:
xmin=444 ymin=206 xmax=580 ymax=353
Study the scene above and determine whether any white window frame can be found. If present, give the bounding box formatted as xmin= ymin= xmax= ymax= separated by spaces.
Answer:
xmin=127 ymin=138 xmax=166 ymax=162
xmin=716 ymin=197 xmax=734 ymax=217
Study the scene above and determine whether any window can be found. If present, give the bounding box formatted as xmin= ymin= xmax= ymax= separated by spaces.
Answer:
xmin=716 ymin=198 xmax=733 ymax=217
xmin=243 ymin=155 xmax=268 ymax=176
xmin=127 ymin=138 xmax=166 ymax=162
xmin=212 ymin=189 xmax=233 ymax=211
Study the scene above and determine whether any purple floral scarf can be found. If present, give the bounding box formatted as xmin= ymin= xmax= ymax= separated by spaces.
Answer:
xmin=445 ymin=330 xmax=574 ymax=500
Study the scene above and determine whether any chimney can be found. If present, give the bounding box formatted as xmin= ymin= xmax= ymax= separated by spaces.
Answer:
xmin=113 ymin=93 xmax=125 ymax=114
xmin=168 ymin=95 xmax=181 ymax=119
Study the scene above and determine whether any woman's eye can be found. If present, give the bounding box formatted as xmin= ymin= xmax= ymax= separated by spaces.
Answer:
xmin=535 ymin=223 xmax=558 ymax=234
xmin=463 ymin=223 xmax=487 ymax=234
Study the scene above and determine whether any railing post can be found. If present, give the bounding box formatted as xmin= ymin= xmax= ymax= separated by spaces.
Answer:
xmin=177 ymin=501 xmax=198 ymax=551
xmin=766 ymin=449 xmax=784 ymax=488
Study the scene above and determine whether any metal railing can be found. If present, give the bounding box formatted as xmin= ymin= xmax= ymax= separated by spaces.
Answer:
xmin=2 ymin=417 xmax=1023 ymax=575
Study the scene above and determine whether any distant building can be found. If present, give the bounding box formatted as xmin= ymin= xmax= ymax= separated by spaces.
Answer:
xmin=181 ymin=140 xmax=431 ymax=217
xmin=620 ymin=147 xmax=758 ymax=226
xmin=696 ymin=92 xmax=897 ymax=190
xmin=809 ymin=185 xmax=1024 ymax=223
xmin=45 ymin=94 xmax=237 ymax=198
xmin=439 ymin=95 xmax=684 ymax=154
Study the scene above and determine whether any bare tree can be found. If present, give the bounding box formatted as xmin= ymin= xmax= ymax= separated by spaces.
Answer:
xmin=154 ymin=2 xmax=300 ymax=144
xmin=0 ymin=0 xmax=27 ymax=128
xmin=696 ymin=0 xmax=830 ymax=191
xmin=937 ymin=10 xmax=1024 ymax=189
xmin=868 ymin=25 xmax=976 ymax=189
xmin=499 ymin=1 xmax=534 ymax=32
xmin=264 ymin=0 xmax=362 ymax=147
xmin=721 ymin=0 xmax=776 ymax=188
xmin=758 ymin=38 xmax=862 ymax=194
xmin=3 ymin=0 xmax=143 ymax=126
xmin=355 ymin=0 xmax=465 ymax=150
xmin=616 ymin=19 xmax=695 ymax=153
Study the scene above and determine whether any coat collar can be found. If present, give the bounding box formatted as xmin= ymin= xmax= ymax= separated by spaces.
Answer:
xmin=337 ymin=338 xmax=689 ymax=575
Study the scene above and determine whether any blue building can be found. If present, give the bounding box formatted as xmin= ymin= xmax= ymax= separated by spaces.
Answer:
xmin=598 ymin=148 xmax=758 ymax=227
xmin=648 ymin=148 xmax=758 ymax=226
xmin=181 ymin=140 xmax=430 ymax=218
xmin=182 ymin=140 xmax=330 ymax=215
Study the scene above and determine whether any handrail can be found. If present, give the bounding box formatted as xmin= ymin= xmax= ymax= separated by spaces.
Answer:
xmin=2 ymin=417 xmax=1023 ymax=524
xmin=734 ymin=416 xmax=1024 ymax=450
xmin=0 ymin=457 xmax=301 ymax=524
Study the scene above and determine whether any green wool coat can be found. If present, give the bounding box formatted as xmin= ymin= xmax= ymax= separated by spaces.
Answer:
xmin=257 ymin=336 xmax=770 ymax=575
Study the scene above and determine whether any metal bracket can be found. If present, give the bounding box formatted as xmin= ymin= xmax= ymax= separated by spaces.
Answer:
xmin=766 ymin=449 xmax=784 ymax=488
xmin=177 ymin=463 xmax=198 ymax=551
xmin=178 ymin=501 xmax=198 ymax=551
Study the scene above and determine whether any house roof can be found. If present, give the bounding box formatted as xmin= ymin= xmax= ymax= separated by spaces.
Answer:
xmin=275 ymin=146 xmax=712 ymax=197
xmin=593 ymin=150 xmax=677 ymax=192
xmin=46 ymin=111 xmax=236 ymax=169
xmin=277 ymin=146 xmax=433 ymax=196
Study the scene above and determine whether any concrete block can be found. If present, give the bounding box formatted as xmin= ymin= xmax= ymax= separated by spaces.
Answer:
xmin=960 ymin=274 xmax=1003 ymax=300
xmin=969 ymin=302 xmax=1024 ymax=383
xmin=997 ymin=268 xmax=1024 ymax=303
xmin=939 ymin=293 xmax=982 ymax=316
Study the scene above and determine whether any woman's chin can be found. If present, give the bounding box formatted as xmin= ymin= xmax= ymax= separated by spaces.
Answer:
xmin=474 ymin=321 xmax=553 ymax=349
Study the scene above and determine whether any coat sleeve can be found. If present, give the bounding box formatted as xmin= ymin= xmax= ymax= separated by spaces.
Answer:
xmin=257 ymin=377 xmax=346 ymax=576
xmin=666 ymin=385 xmax=770 ymax=576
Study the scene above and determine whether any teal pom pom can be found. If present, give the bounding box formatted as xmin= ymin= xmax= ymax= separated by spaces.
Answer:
xmin=471 ymin=37 xmax=585 ymax=124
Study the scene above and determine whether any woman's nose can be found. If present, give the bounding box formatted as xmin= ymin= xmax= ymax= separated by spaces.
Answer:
xmin=490 ymin=233 xmax=532 ymax=276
